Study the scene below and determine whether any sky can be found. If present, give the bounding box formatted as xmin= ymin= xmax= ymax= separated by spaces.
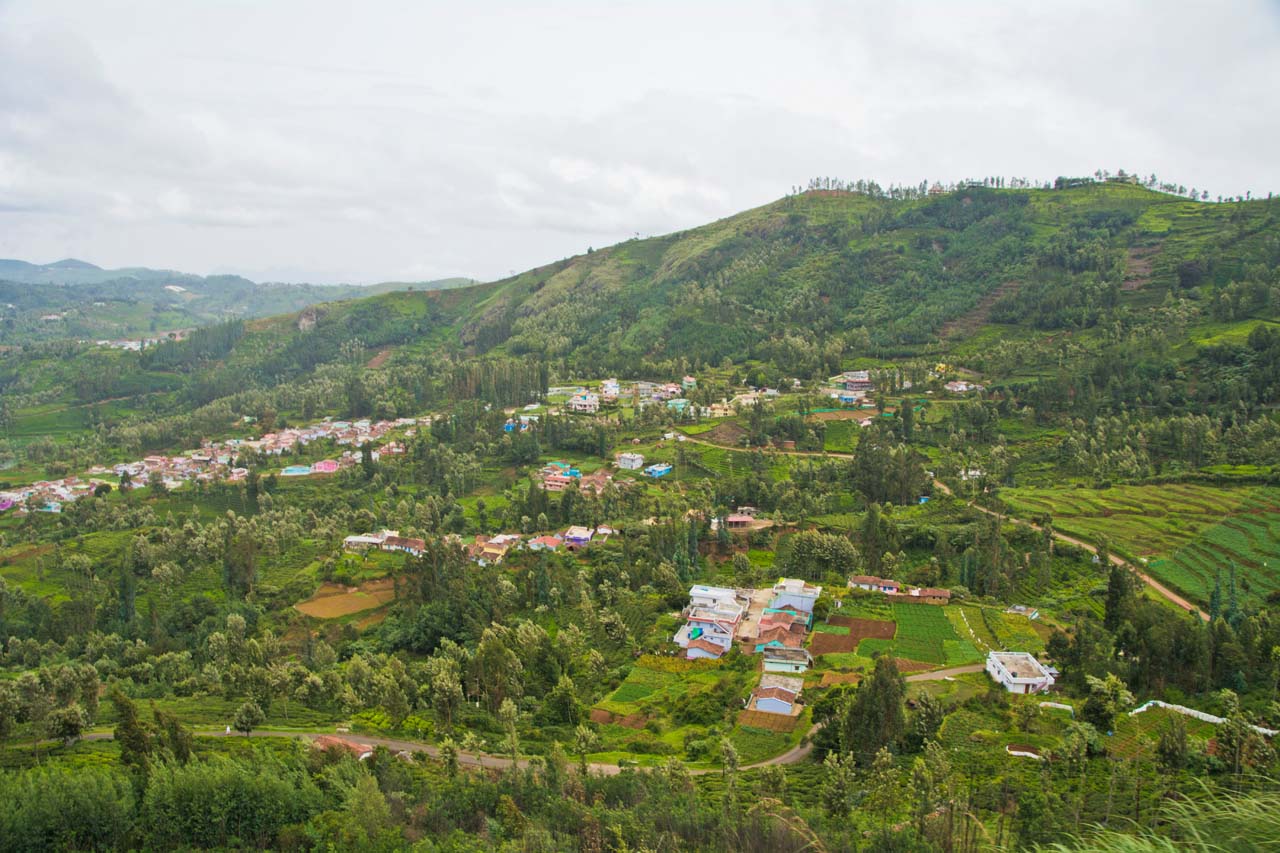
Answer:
xmin=1 ymin=1 xmax=1277 ymax=285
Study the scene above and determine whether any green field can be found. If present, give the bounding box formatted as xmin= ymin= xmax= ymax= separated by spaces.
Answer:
xmin=1004 ymin=483 xmax=1280 ymax=606
xmin=857 ymin=604 xmax=981 ymax=666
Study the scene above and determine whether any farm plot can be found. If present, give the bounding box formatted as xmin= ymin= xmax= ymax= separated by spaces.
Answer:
xmin=810 ymin=616 xmax=896 ymax=656
xmin=1148 ymin=490 xmax=1280 ymax=607
xmin=1001 ymin=483 xmax=1253 ymax=560
xmin=857 ymin=604 xmax=980 ymax=666
xmin=294 ymin=578 xmax=396 ymax=618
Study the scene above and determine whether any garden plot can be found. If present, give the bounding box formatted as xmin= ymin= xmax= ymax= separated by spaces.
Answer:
xmin=857 ymin=604 xmax=981 ymax=666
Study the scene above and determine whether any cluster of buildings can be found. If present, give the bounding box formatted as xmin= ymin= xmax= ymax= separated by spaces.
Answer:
xmin=847 ymin=575 xmax=952 ymax=605
xmin=672 ymin=578 xmax=821 ymax=670
xmin=341 ymin=523 xmax=620 ymax=564
xmin=669 ymin=578 xmax=821 ymax=719
xmin=538 ymin=462 xmax=615 ymax=494
xmin=341 ymin=529 xmax=428 ymax=558
xmin=2 ymin=414 xmax=425 ymax=517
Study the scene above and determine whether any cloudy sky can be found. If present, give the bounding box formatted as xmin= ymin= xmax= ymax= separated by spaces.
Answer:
xmin=1 ymin=1 xmax=1277 ymax=284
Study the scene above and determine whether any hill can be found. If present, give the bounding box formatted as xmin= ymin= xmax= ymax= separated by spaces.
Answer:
xmin=0 ymin=258 xmax=474 ymax=345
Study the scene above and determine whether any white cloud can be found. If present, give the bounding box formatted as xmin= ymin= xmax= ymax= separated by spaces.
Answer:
xmin=0 ymin=0 xmax=1276 ymax=283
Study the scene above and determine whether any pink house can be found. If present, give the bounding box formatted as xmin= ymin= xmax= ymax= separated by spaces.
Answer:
xmin=311 ymin=459 xmax=340 ymax=474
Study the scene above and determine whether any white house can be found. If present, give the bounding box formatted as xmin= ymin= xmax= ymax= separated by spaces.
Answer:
xmin=617 ymin=452 xmax=645 ymax=470
xmin=770 ymin=578 xmax=822 ymax=613
xmin=986 ymin=652 xmax=1055 ymax=694
xmin=568 ymin=393 xmax=600 ymax=413
xmin=848 ymin=575 xmax=901 ymax=594
xmin=674 ymin=607 xmax=741 ymax=659
xmin=688 ymin=585 xmax=740 ymax=610
xmin=762 ymin=647 xmax=812 ymax=675
xmin=751 ymin=674 xmax=804 ymax=715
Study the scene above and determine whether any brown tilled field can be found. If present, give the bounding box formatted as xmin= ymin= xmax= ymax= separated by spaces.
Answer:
xmin=737 ymin=710 xmax=800 ymax=732
xmin=811 ymin=616 xmax=896 ymax=656
xmin=295 ymin=577 xmax=396 ymax=619
xmin=589 ymin=709 xmax=648 ymax=729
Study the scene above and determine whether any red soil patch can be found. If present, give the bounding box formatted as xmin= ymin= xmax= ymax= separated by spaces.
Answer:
xmin=891 ymin=658 xmax=935 ymax=673
xmin=940 ymin=281 xmax=1023 ymax=338
xmin=820 ymin=671 xmax=863 ymax=687
xmin=810 ymin=632 xmax=857 ymax=655
xmin=698 ymin=421 xmax=748 ymax=446
xmin=366 ymin=348 xmax=393 ymax=369
xmin=589 ymin=709 xmax=648 ymax=729
xmin=1122 ymin=245 xmax=1160 ymax=291
xmin=295 ymin=577 xmax=396 ymax=619
xmin=811 ymin=617 xmax=897 ymax=657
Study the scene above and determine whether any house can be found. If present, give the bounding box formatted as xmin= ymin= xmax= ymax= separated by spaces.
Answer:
xmin=568 ymin=393 xmax=600 ymax=414
xmin=344 ymin=533 xmax=386 ymax=552
xmin=749 ymin=674 xmax=804 ymax=715
xmin=617 ymin=452 xmax=645 ymax=470
xmin=563 ymin=526 xmax=594 ymax=549
xmin=724 ymin=514 xmax=754 ymax=531
xmin=688 ymin=585 xmax=739 ymax=610
xmin=470 ymin=534 xmax=518 ymax=566
xmin=945 ymin=380 xmax=984 ymax=394
xmin=911 ymin=587 xmax=952 ymax=605
xmin=682 ymin=375 xmax=697 ymax=390
xmin=644 ymin=463 xmax=673 ymax=478
xmin=311 ymin=459 xmax=340 ymax=474
xmin=381 ymin=534 xmax=426 ymax=557
xmin=1006 ymin=604 xmax=1040 ymax=620
xmin=674 ymin=605 xmax=742 ymax=659
xmin=986 ymin=652 xmax=1055 ymax=694
xmin=527 ymin=535 xmax=563 ymax=551
xmin=542 ymin=473 xmax=575 ymax=492
xmin=841 ymin=370 xmax=874 ymax=392
xmin=770 ymin=578 xmax=822 ymax=613
xmin=762 ymin=647 xmax=813 ymax=674
xmin=848 ymin=575 xmax=901 ymax=594
xmin=312 ymin=735 xmax=374 ymax=761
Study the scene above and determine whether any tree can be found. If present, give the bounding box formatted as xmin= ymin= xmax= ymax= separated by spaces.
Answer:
xmin=820 ymin=751 xmax=856 ymax=817
xmin=865 ymin=746 xmax=899 ymax=829
xmin=573 ymin=724 xmax=599 ymax=775
xmin=345 ymin=774 xmax=394 ymax=846
xmin=0 ymin=682 xmax=18 ymax=749
xmin=110 ymin=688 xmax=151 ymax=772
xmin=841 ymin=656 xmax=906 ymax=763
xmin=1156 ymin=713 xmax=1188 ymax=771
xmin=499 ymin=697 xmax=520 ymax=769
xmin=439 ymin=737 xmax=460 ymax=778
xmin=1081 ymin=674 xmax=1133 ymax=732
xmin=233 ymin=700 xmax=265 ymax=737
xmin=46 ymin=704 xmax=88 ymax=746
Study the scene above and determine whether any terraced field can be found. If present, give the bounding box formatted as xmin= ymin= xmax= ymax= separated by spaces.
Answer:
xmin=1003 ymin=483 xmax=1280 ymax=607
xmin=1002 ymin=483 xmax=1249 ymax=558
xmin=1149 ymin=489 xmax=1280 ymax=607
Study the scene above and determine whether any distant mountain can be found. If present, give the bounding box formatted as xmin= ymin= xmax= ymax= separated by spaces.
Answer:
xmin=0 ymin=260 xmax=474 ymax=344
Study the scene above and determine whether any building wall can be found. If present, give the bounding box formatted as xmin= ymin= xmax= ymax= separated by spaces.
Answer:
xmin=756 ymin=697 xmax=795 ymax=715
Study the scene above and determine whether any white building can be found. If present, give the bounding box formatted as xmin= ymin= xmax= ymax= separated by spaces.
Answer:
xmin=567 ymin=393 xmax=600 ymax=413
xmin=688 ymin=584 xmax=740 ymax=611
xmin=986 ymin=652 xmax=1055 ymax=694
xmin=770 ymin=578 xmax=822 ymax=613
xmin=617 ymin=452 xmax=645 ymax=470
xmin=762 ymin=647 xmax=812 ymax=675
